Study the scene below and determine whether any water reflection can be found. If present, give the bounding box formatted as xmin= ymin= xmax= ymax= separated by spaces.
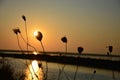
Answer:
xmin=25 ymin=60 xmax=43 ymax=80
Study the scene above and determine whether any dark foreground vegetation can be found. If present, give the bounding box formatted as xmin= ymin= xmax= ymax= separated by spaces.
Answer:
xmin=0 ymin=52 xmax=120 ymax=72
xmin=0 ymin=59 xmax=25 ymax=80
xmin=0 ymin=63 xmax=14 ymax=80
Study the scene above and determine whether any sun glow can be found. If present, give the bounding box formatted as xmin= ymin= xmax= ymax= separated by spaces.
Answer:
xmin=34 ymin=31 xmax=38 ymax=37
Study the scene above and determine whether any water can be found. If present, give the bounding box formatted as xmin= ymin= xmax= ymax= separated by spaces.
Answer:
xmin=0 ymin=57 xmax=120 ymax=80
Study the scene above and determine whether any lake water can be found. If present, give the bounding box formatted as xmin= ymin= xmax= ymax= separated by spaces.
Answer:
xmin=0 ymin=57 xmax=120 ymax=80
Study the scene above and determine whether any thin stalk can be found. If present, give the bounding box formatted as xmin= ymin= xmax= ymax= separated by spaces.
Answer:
xmin=16 ymin=33 xmax=34 ymax=80
xmin=23 ymin=18 xmax=39 ymax=80
xmin=65 ymin=42 xmax=67 ymax=52
xmin=73 ymin=65 xmax=78 ymax=80
xmin=58 ymin=43 xmax=68 ymax=80
xmin=19 ymin=33 xmax=37 ymax=52
xmin=112 ymin=70 xmax=116 ymax=80
xmin=58 ymin=64 xmax=65 ymax=80
xmin=24 ymin=21 xmax=29 ymax=52
xmin=16 ymin=34 xmax=23 ymax=52
xmin=20 ymin=33 xmax=39 ymax=80
xmin=40 ymin=41 xmax=48 ymax=80
xmin=73 ymin=56 xmax=79 ymax=80
xmin=40 ymin=41 xmax=45 ymax=53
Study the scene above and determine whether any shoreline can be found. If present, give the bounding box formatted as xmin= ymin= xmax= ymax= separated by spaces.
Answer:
xmin=0 ymin=52 xmax=120 ymax=72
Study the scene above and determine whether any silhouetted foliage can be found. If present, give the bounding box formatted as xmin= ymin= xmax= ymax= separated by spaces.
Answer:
xmin=108 ymin=46 xmax=113 ymax=53
xmin=22 ymin=15 xmax=26 ymax=21
xmin=13 ymin=28 xmax=21 ymax=35
xmin=61 ymin=36 xmax=67 ymax=43
xmin=106 ymin=45 xmax=113 ymax=55
xmin=77 ymin=47 xmax=84 ymax=53
xmin=0 ymin=59 xmax=26 ymax=80
xmin=35 ymin=31 xmax=43 ymax=41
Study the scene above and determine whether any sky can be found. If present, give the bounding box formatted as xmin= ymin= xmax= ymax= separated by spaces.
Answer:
xmin=0 ymin=0 xmax=120 ymax=54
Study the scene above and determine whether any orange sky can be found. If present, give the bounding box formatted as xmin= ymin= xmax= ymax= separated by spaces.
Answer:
xmin=0 ymin=0 xmax=120 ymax=54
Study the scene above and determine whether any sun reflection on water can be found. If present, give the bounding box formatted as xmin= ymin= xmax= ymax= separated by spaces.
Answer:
xmin=25 ymin=60 xmax=43 ymax=80
xmin=33 ymin=51 xmax=38 ymax=55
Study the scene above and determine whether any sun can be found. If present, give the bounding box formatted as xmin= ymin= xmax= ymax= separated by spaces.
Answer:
xmin=33 ymin=31 xmax=38 ymax=37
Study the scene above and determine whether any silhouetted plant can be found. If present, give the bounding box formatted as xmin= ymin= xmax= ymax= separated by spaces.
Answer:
xmin=77 ymin=46 xmax=84 ymax=54
xmin=13 ymin=28 xmax=21 ymax=35
xmin=61 ymin=36 xmax=67 ymax=43
xmin=22 ymin=15 xmax=28 ymax=51
xmin=35 ymin=31 xmax=43 ymax=42
xmin=73 ymin=46 xmax=84 ymax=80
xmin=106 ymin=46 xmax=116 ymax=80
xmin=61 ymin=36 xmax=67 ymax=53
xmin=34 ymin=31 xmax=47 ymax=80
xmin=108 ymin=46 xmax=113 ymax=53
xmin=22 ymin=15 xmax=26 ymax=21
xmin=34 ymin=31 xmax=45 ymax=53
xmin=58 ymin=36 xmax=69 ymax=80
xmin=106 ymin=45 xmax=113 ymax=55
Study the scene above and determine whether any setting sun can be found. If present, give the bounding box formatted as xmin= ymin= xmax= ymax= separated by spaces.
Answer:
xmin=34 ymin=31 xmax=38 ymax=37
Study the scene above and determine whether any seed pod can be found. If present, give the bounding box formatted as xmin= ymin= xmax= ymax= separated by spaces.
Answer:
xmin=36 ymin=31 xmax=43 ymax=41
xmin=61 ymin=36 xmax=67 ymax=43
xmin=77 ymin=47 xmax=84 ymax=54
